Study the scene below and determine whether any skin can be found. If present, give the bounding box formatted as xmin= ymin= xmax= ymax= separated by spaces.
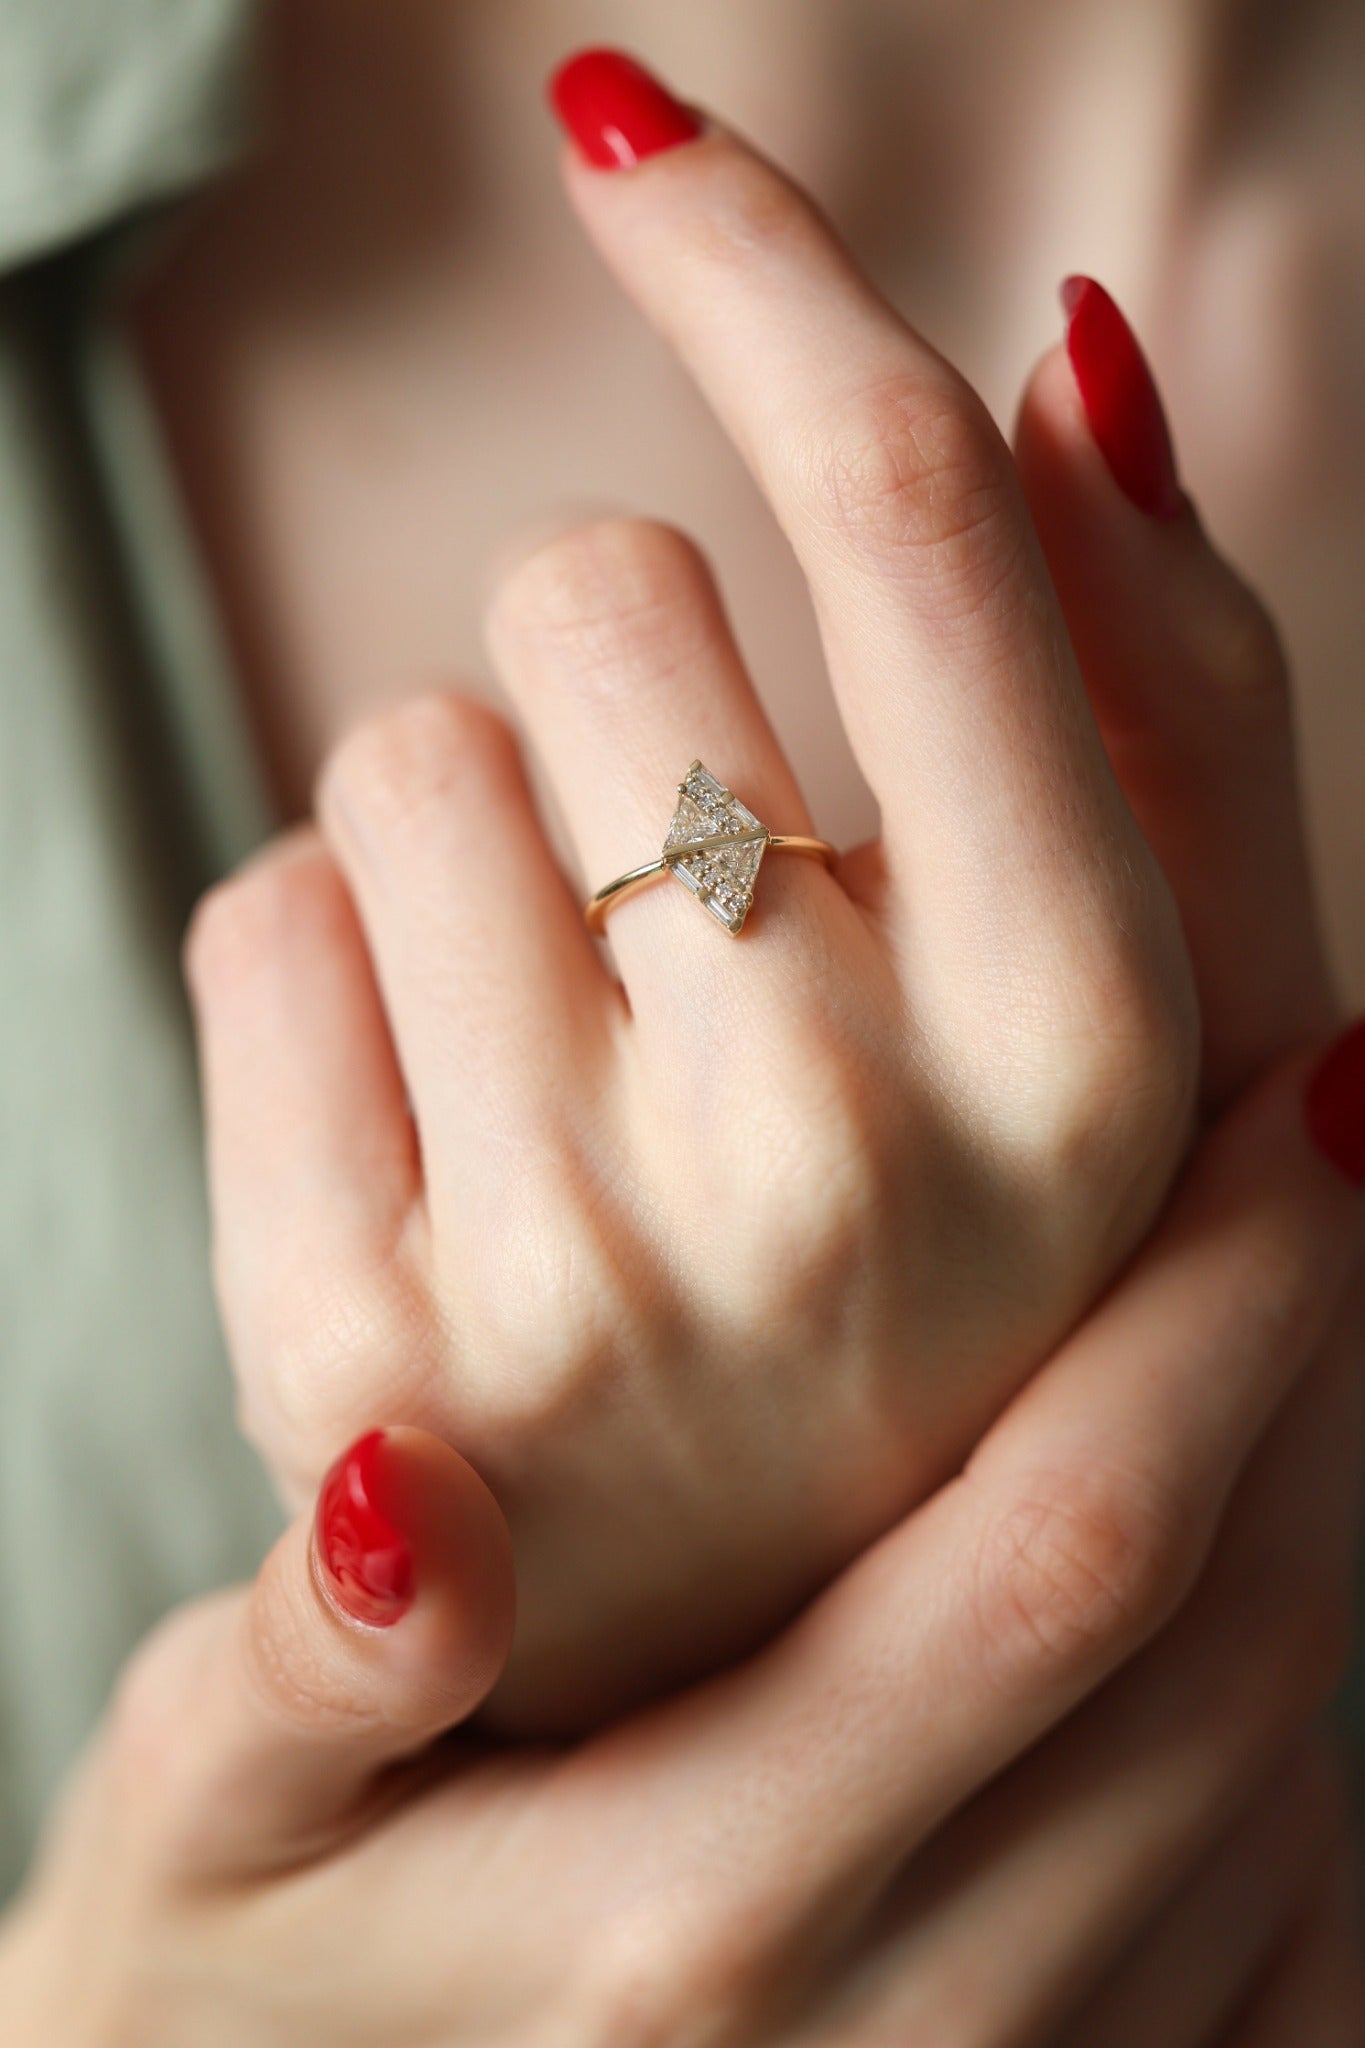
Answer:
xmin=120 ymin=76 xmax=1359 ymax=2038
xmin=0 ymin=20 xmax=1357 ymax=2040
xmin=134 ymin=0 xmax=1365 ymax=994
xmin=188 ymin=109 xmax=1208 ymax=1733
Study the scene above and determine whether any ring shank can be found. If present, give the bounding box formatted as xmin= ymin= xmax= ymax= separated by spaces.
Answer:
xmin=584 ymin=835 xmax=837 ymax=934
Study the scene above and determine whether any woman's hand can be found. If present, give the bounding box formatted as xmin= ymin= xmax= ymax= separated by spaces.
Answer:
xmin=5 ymin=1036 xmax=1361 ymax=2045
xmin=849 ymin=257 xmax=1365 ymax=2045
xmin=187 ymin=56 xmax=1205 ymax=1733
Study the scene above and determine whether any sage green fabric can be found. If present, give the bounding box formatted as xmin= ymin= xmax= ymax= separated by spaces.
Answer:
xmin=0 ymin=0 xmax=253 ymax=269
xmin=0 ymin=0 xmax=279 ymax=1904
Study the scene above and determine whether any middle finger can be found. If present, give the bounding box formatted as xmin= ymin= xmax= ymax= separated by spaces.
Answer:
xmin=549 ymin=50 xmax=1153 ymax=1023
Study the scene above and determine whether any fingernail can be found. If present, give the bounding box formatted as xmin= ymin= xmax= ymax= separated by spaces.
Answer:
xmin=1060 ymin=276 xmax=1184 ymax=522
xmin=1305 ymin=1019 xmax=1365 ymax=1187
xmin=314 ymin=1431 xmax=416 ymax=1628
xmin=549 ymin=48 xmax=703 ymax=170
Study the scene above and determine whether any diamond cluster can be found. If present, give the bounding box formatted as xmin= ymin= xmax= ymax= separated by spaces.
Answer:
xmin=662 ymin=762 xmax=769 ymax=934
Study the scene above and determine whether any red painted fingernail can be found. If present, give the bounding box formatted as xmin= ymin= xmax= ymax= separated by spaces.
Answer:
xmin=1060 ymin=276 xmax=1184 ymax=522
xmin=314 ymin=1431 xmax=415 ymax=1628
xmin=1305 ymin=1020 xmax=1365 ymax=1188
xmin=549 ymin=48 xmax=703 ymax=170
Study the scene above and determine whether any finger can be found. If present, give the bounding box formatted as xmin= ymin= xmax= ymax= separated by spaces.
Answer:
xmin=1015 ymin=285 xmax=1337 ymax=1103
xmin=316 ymin=692 xmax=616 ymax=1231
xmin=821 ymin=1308 xmax=1365 ymax=2044
xmin=548 ymin=51 xmax=1163 ymax=1032
xmin=1218 ymin=1843 xmax=1365 ymax=2048
xmin=1053 ymin=1740 xmax=1350 ymax=2048
xmin=106 ymin=1426 xmax=515 ymax=1883
xmin=577 ymin=1025 xmax=1365 ymax=1975
xmin=486 ymin=515 xmax=853 ymax=1004
xmin=186 ymin=831 xmax=422 ymax=1488
xmin=812 ymin=1738 xmax=1346 ymax=2047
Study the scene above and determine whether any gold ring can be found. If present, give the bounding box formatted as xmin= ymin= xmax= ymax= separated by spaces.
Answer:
xmin=584 ymin=761 xmax=837 ymax=938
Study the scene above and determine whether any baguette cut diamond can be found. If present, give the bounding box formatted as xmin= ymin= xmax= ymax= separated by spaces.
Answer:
xmin=663 ymin=762 xmax=769 ymax=934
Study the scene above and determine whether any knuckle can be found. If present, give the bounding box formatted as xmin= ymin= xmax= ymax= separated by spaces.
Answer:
xmin=185 ymin=840 xmax=343 ymax=1004
xmin=105 ymin=1601 xmax=235 ymax=1825
xmin=225 ymin=1244 xmax=438 ymax=1482
xmin=1007 ymin=887 xmax=1199 ymax=1207
xmin=972 ymin=1466 xmax=1195 ymax=1691
xmin=731 ymin=1028 xmax=906 ymax=1316
xmin=672 ymin=142 xmax=829 ymax=277
xmin=106 ymin=1629 xmax=186 ymax=1788
xmin=489 ymin=518 xmax=717 ymax=707
xmin=1048 ymin=962 xmax=1197 ymax=1179
xmin=800 ymin=373 xmax=1025 ymax=601
xmin=571 ymin=1901 xmax=751 ymax=2048
xmin=1217 ymin=1224 xmax=1330 ymax=1388
xmin=321 ymin=692 xmax=519 ymax=842
xmin=468 ymin=1203 xmax=648 ymax=1440
xmin=1186 ymin=567 xmax=1289 ymax=709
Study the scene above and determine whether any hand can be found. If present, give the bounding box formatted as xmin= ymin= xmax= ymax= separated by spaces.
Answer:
xmin=844 ymin=249 xmax=1365 ymax=2046
xmin=187 ymin=60 xmax=1203 ymax=1734
xmin=816 ymin=272 xmax=1365 ymax=2036
xmin=5 ymin=1037 xmax=1360 ymax=2045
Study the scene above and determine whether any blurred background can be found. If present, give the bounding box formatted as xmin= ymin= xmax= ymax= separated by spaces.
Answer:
xmin=1 ymin=0 xmax=1362 ymax=1900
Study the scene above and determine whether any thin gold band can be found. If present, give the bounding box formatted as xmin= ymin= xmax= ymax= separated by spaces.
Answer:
xmin=585 ymin=834 xmax=837 ymax=934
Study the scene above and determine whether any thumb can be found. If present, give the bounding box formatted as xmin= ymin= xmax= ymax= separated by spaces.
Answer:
xmin=113 ymin=1427 xmax=515 ymax=1882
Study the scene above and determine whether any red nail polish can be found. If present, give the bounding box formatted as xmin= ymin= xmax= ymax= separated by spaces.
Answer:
xmin=549 ymin=48 xmax=702 ymax=170
xmin=1060 ymin=276 xmax=1183 ymax=522
xmin=314 ymin=1431 xmax=415 ymax=1628
xmin=1305 ymin=1019 xmax=1365 ymax=1188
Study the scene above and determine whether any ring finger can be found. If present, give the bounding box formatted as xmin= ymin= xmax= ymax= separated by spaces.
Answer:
xmin=317 ymin=691 xmax=616 ymax=1236
xmin=486 ymin=513 xmax=860 ymax=1031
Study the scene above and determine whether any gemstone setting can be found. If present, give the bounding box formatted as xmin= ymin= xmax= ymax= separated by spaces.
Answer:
xmin=662 ymin=762 xmax=769 ymax=934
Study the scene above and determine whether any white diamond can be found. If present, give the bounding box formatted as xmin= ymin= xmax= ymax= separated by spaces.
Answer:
xmin=662 ymin=762 xmax=768 ymax=933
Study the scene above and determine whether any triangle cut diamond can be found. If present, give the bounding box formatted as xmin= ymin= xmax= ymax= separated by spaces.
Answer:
xmin=663 ymin=762 xmax=769 ymax=934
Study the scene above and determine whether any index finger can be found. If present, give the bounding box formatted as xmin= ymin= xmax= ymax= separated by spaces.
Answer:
xmin=548 ymin=50 xmax=1149 ymax=1000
